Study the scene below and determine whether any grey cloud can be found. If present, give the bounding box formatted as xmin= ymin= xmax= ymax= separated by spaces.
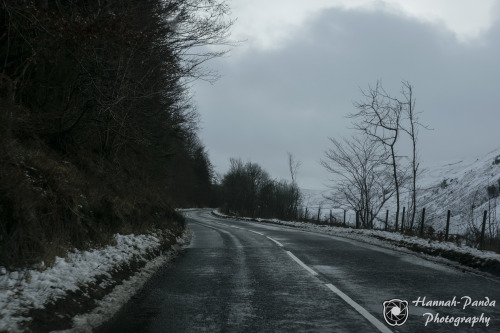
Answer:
xmin=194 ymin=6 xmax=500 ymax=189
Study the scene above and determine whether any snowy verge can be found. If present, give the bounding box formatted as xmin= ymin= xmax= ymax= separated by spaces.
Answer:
xmin=212 ymin=210 xmax=500 ymax=278
xmin=0 ymin=228 xmax=191 ymax=333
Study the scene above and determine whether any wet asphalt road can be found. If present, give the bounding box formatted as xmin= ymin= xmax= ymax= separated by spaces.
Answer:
xmin=96 ymin=209 xmax=500 ymax=332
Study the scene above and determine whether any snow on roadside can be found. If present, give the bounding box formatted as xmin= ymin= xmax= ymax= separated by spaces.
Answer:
xmin=212 ymin=210 xmax=500 ymax=272
xmin=0 ymin=229 xmax=191 ymax=333
xmin=68 ymin=228 xmax=191 ymax=333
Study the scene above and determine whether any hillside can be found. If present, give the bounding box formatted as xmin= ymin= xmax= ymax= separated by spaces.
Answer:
xmin=0 ymin=0 xmax=228 ymax=269
xmin=302 ymin=147 xmax=500 ymax=242
xmin=415 ymin=148 xmax=500 ymax=234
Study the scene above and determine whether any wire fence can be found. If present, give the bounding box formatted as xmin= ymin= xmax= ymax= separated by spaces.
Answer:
xmin=298 ymin=204 xmax=500 ymax=253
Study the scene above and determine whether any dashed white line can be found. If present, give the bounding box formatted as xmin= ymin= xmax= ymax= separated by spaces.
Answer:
xmin=266 ymin=236 xmax=283 ymax=247
xmin=286 ymin=251 xmax=318 ymax=276
xmin=325 ymin=284 xmax=392 ymax=333
xmin=249 ymin=230 xmax=264 ymax=236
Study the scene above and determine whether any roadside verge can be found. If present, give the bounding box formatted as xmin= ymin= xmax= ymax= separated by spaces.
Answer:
xmin=0 ymin=228 xmax=191 ymax=333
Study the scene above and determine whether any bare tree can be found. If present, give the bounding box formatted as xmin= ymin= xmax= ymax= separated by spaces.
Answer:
xmin=321 ymin=135 xmax=395 ymax=228
xmin=349 ymin=80 xmax=404 ymax=231
xmin=287 ymin=152 xmax=301 ymax=185
xmin=399 ymin=81 xmax=428 ymax=230
xmin=287 ymin=152 xmax=302 ymax=218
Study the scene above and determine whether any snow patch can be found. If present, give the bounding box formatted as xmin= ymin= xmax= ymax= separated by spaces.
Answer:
xmin=0 ymin=229 xmax=191 ymax=333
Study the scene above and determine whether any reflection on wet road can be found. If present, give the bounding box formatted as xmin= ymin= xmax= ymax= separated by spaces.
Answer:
xmin=96 ymin=209 xmax=500 ymax=332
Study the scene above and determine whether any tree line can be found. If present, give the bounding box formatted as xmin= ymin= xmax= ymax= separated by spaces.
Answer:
xmin=218 ymin=156 xmax=302 ymax=221
xmin=0 ymin=0 xmax=232 ymax=267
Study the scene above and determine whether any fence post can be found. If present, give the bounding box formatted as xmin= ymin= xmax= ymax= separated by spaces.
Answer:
xmin=343 ymin=210 xmax=346 ymax=227
xmin=480 ymin=210 xmax=487 ymax=250
xmin=330 ymin=210 xmax=333 ymax=225
xmin=317 ymin=207 xmax=321 ymax=223
xmin=419 ymin=208 xmax=426 ymax=237
xmin=395 ymin=211 xmax=399 ymax=232
xmin=401 ymin=207 xmax=406 ymax=231
xmin=385 ymin=210 xmax=389 ymax=231
xmin=445 ymin=210 xmax=451 ymax=241
xmin=356 ymin=211 xmax=359 ymax=229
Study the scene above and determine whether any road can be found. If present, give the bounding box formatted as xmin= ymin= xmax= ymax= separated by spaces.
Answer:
xmin=96 ymin=209 xmax=500 ymax=332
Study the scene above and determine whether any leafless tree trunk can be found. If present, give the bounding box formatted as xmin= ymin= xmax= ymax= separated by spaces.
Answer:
xmin=288 ymin=152 xmax=301 ymax=185
xmin=399 ymin=81 xmax=427 ymax=230
xmin=287 ymin=152 xmax=302 ymax=219
xmin=349 ymin=80 xmax=403 ymax=231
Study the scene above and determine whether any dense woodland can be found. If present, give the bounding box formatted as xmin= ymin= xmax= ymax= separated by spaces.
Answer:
xmin=0 ymin=0 xmax=232 ymax=267
xmin=219 ymin=157 xmax=301 ymax=220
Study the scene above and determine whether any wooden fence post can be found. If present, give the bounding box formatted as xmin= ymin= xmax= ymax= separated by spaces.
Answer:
xmin=419 ymin=208 xmax=426 ymax=237
xmin=385 ymin=210 xmax=389 ymax=231
xmin=343 ymin=210 xmax=346 ymax=227
xmin=480 ymin=210 xmax=487 ymax=250
xmin=356 ymin=211 xmax=359 ymax=229
xmin=401 ymin=207 xmax=406 ymax=231
xmin=317 ymin=207 xmax=321 ymax=223
xmin=395 ymin=211 xmax=399 ymax=232
xmin=445 ymin=210 xmax=451 ymax=241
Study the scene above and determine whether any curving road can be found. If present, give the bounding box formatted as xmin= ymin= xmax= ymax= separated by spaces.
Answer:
xmin=96 ymin=209 xmax=500 ymax=332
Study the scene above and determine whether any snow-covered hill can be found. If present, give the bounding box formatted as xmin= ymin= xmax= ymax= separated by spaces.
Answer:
xmin=415 ymin=148 xmax=500 ymax=235
xmin=302 ymin=147 xmax=500 ymax=238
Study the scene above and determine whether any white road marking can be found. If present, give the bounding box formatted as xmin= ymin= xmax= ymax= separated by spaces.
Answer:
xmin=286 ymin=251 xmax=318 ymax=276
xmin=325 ymin=283 xmax=392 ymax=333
xmin=199 ymin=210 xmax=391 ymax=332
xmin=266 ymin=236 xmax=284 ymax=247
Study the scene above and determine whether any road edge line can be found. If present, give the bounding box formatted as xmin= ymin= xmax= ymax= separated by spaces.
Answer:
xmin=266 ymin=236 xmax=284 ymax=247
xmin=325 ymin=283 xmax=392 ymax=333
xmin=286 ymin=251 xmax=318 ymax=276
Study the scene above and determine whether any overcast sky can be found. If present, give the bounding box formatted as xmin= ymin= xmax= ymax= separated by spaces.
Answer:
xmin=193 ymin=0 xmax=500 ymax=190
